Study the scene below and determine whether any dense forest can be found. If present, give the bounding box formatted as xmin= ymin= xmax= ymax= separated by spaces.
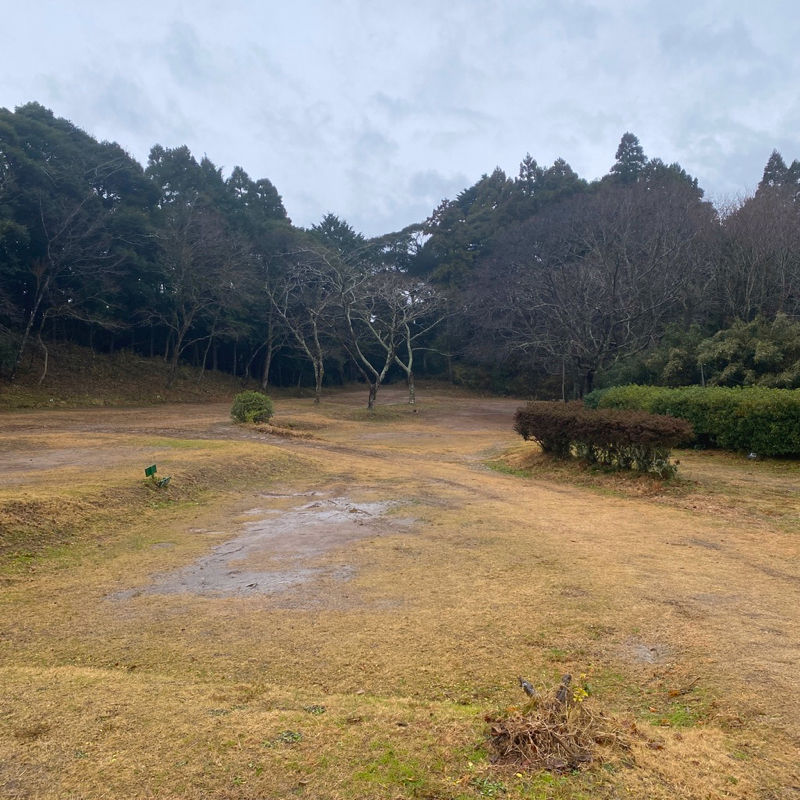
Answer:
xmin=2 ymin=102 xmax=800 ymax=404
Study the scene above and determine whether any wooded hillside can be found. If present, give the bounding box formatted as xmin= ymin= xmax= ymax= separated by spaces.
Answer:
xmin=3 ymin=103 xmax=799 ymax=401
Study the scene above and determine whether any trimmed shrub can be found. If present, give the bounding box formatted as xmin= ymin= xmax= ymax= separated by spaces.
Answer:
xmin=514 ymin=401 xmax=692 ymax=477
xmin=231 ymin=391 xmax=274 ymax=424
xmin=514 ymin=401 xmax=578 ymax=458
xmin=586 ymin=385 xmax=800 ymax=457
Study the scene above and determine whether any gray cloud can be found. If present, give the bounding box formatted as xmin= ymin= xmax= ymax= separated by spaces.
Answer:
xmin=1 ymin=0 xmax=799 ymax=235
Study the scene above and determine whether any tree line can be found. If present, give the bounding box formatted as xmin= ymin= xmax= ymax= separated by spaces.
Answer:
xmin=1 ymin=103 xmax=799 ymax=403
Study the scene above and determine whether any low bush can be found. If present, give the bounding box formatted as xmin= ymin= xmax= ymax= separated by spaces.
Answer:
xmin=514 ymin=401 xmax=692 ymax=477
xmin=230 ymin=390 xmax=274 ymax=424
xmin=585 ymin=385 xmax=800 ymax=456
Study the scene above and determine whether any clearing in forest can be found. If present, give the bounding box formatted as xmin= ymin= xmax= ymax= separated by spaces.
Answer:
xmin=1 ymin=384 xmax=799 ymax=799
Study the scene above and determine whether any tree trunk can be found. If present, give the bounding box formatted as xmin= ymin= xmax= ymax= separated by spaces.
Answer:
xmin=367 ymin=382 xmax=377 ymax=410
xmin=407 ymin=371 xmax=416 ymax=405
xmin=261 ymin=347 xmax=273 ymax=390
xmin=197 ymin=334 xmax=215 ymax=384
xmin=313 ymin=360 xmax=323 ymax=404
xmin=446 ymin=306 xmax=454 ymax=383
xmin=165 ymin=327 xmax=188 ymax=389
xmin=166 ymin=349 xmax=180 ymax=388
xmin=242 ymin=344 xmax=265 ymax=387
xmin=11 ymin=286 xmax=47 ymax=381
xmin=37 ymin=333 xmax=49 ymax=385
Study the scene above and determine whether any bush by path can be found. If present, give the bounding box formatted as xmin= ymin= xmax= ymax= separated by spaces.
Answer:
xmin=514 ymin=401 xmax=692 ymax=477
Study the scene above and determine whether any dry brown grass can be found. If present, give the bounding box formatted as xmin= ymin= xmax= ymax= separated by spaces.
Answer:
xmin=1 ymin=384 xmax=799 ymax=799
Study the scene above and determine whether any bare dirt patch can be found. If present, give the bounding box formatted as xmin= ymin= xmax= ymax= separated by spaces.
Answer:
xmin=113 ymin=496 xmax=412 ymax=600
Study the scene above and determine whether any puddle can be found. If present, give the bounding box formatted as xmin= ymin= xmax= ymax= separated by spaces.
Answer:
xmin=112 ymin=497 xmax=407 ymax=600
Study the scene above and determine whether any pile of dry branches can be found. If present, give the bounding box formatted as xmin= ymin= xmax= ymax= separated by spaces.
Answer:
xmin=489 ymin=674 xmax=632 ymax=774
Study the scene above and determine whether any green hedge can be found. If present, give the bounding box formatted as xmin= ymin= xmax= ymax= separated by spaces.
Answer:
xmin=584 ymin=385 xmax=800 ymax=456
xmin=514 ymin=401 xmax=692 ymax=477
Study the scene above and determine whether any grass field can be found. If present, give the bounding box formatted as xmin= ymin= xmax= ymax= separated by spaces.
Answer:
xmin=1 ymin=382 xmax=799 ymax=799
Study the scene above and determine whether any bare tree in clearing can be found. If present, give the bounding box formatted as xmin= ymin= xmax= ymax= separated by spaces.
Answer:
xmin=336 ymin=266 xmax=402 ymax=410
xmin=335 ymin=265 xmax=448 ymax=408
xmin=390 ymin=278 xmax=447 ymax=404
xmin=266 ymin=252 xmax=340 ymax=404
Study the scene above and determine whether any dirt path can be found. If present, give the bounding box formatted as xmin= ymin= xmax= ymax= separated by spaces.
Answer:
xmin=1 ymin=385 xmax=799 ymax=799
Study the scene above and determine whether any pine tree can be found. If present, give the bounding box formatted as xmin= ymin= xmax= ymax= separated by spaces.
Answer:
xmin=759 ymin=150 xmax=789 ymax=191
xmin=610 ymin=132 xmax=648 ymax=184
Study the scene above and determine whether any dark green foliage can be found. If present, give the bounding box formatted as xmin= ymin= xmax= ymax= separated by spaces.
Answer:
xmin=757 ymin=149 xmax=800 ymax=195
xmin=598 ymin=317 xmax=800 ymax=391
xmin=310 ymin=213 xmax=367 ymax=258
xmin=696 ymin=314 xmax=800 ymax=388
xmin=414 ymin=159 xmax=587 ymax=284
xmin=230 ymin=390 xmax=274 ymax=424
xmin=468 ymin=174 xmax=711 ymax=396
xmin=0 ymin=331 xmax=18 ymax=373
xmin=417 ymin=168 xmax=516 ymax=283
xmin=593 ymin=324 xmax=709 ymax=390
xmin=645 ymin=324 xmax=709 ymax=387
xmin=609 ymin=132 xmax=648 ymax=184
xmin=587 ymin=385 xmax=800 ymax=457
xmin=514 ymin=401 xmax=691 ymax=476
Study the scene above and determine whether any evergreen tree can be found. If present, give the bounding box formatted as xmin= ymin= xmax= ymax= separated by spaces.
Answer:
xmin=516 ymin=153 xmax=544 ymax=197
xmin=310 ymin=213 xmax=367 ymax=259
xmin=759 ymin=150 xmax=789 ymax=191
xmin=609 ymin=132 xmax=648 ymax=184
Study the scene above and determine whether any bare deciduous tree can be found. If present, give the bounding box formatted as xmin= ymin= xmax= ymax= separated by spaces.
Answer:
xmin=154 ymin=202 xmax=252 ymax=388
xmin=714 ymin=191 xmax=800 ymax=322
xmin=470 ymin=180 xmax=712 ymax=395
xmin=266 ymin=251 xmax=340 ymax=404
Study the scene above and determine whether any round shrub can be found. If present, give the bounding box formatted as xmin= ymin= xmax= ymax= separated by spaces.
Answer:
xmin=231 ymin=391 xmax=274 ymax=424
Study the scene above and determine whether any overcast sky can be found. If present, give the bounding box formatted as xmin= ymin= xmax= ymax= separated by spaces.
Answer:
xmin=2 ymin=1 xmax=799 ymax=235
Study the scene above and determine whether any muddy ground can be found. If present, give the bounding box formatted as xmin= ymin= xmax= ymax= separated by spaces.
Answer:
xmin=1 ymin=384 xmax=799 ymax=799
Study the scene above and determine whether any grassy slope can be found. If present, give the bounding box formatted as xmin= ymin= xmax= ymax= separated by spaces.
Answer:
xmin=0 ymin=342 xmax=250 ymax=409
